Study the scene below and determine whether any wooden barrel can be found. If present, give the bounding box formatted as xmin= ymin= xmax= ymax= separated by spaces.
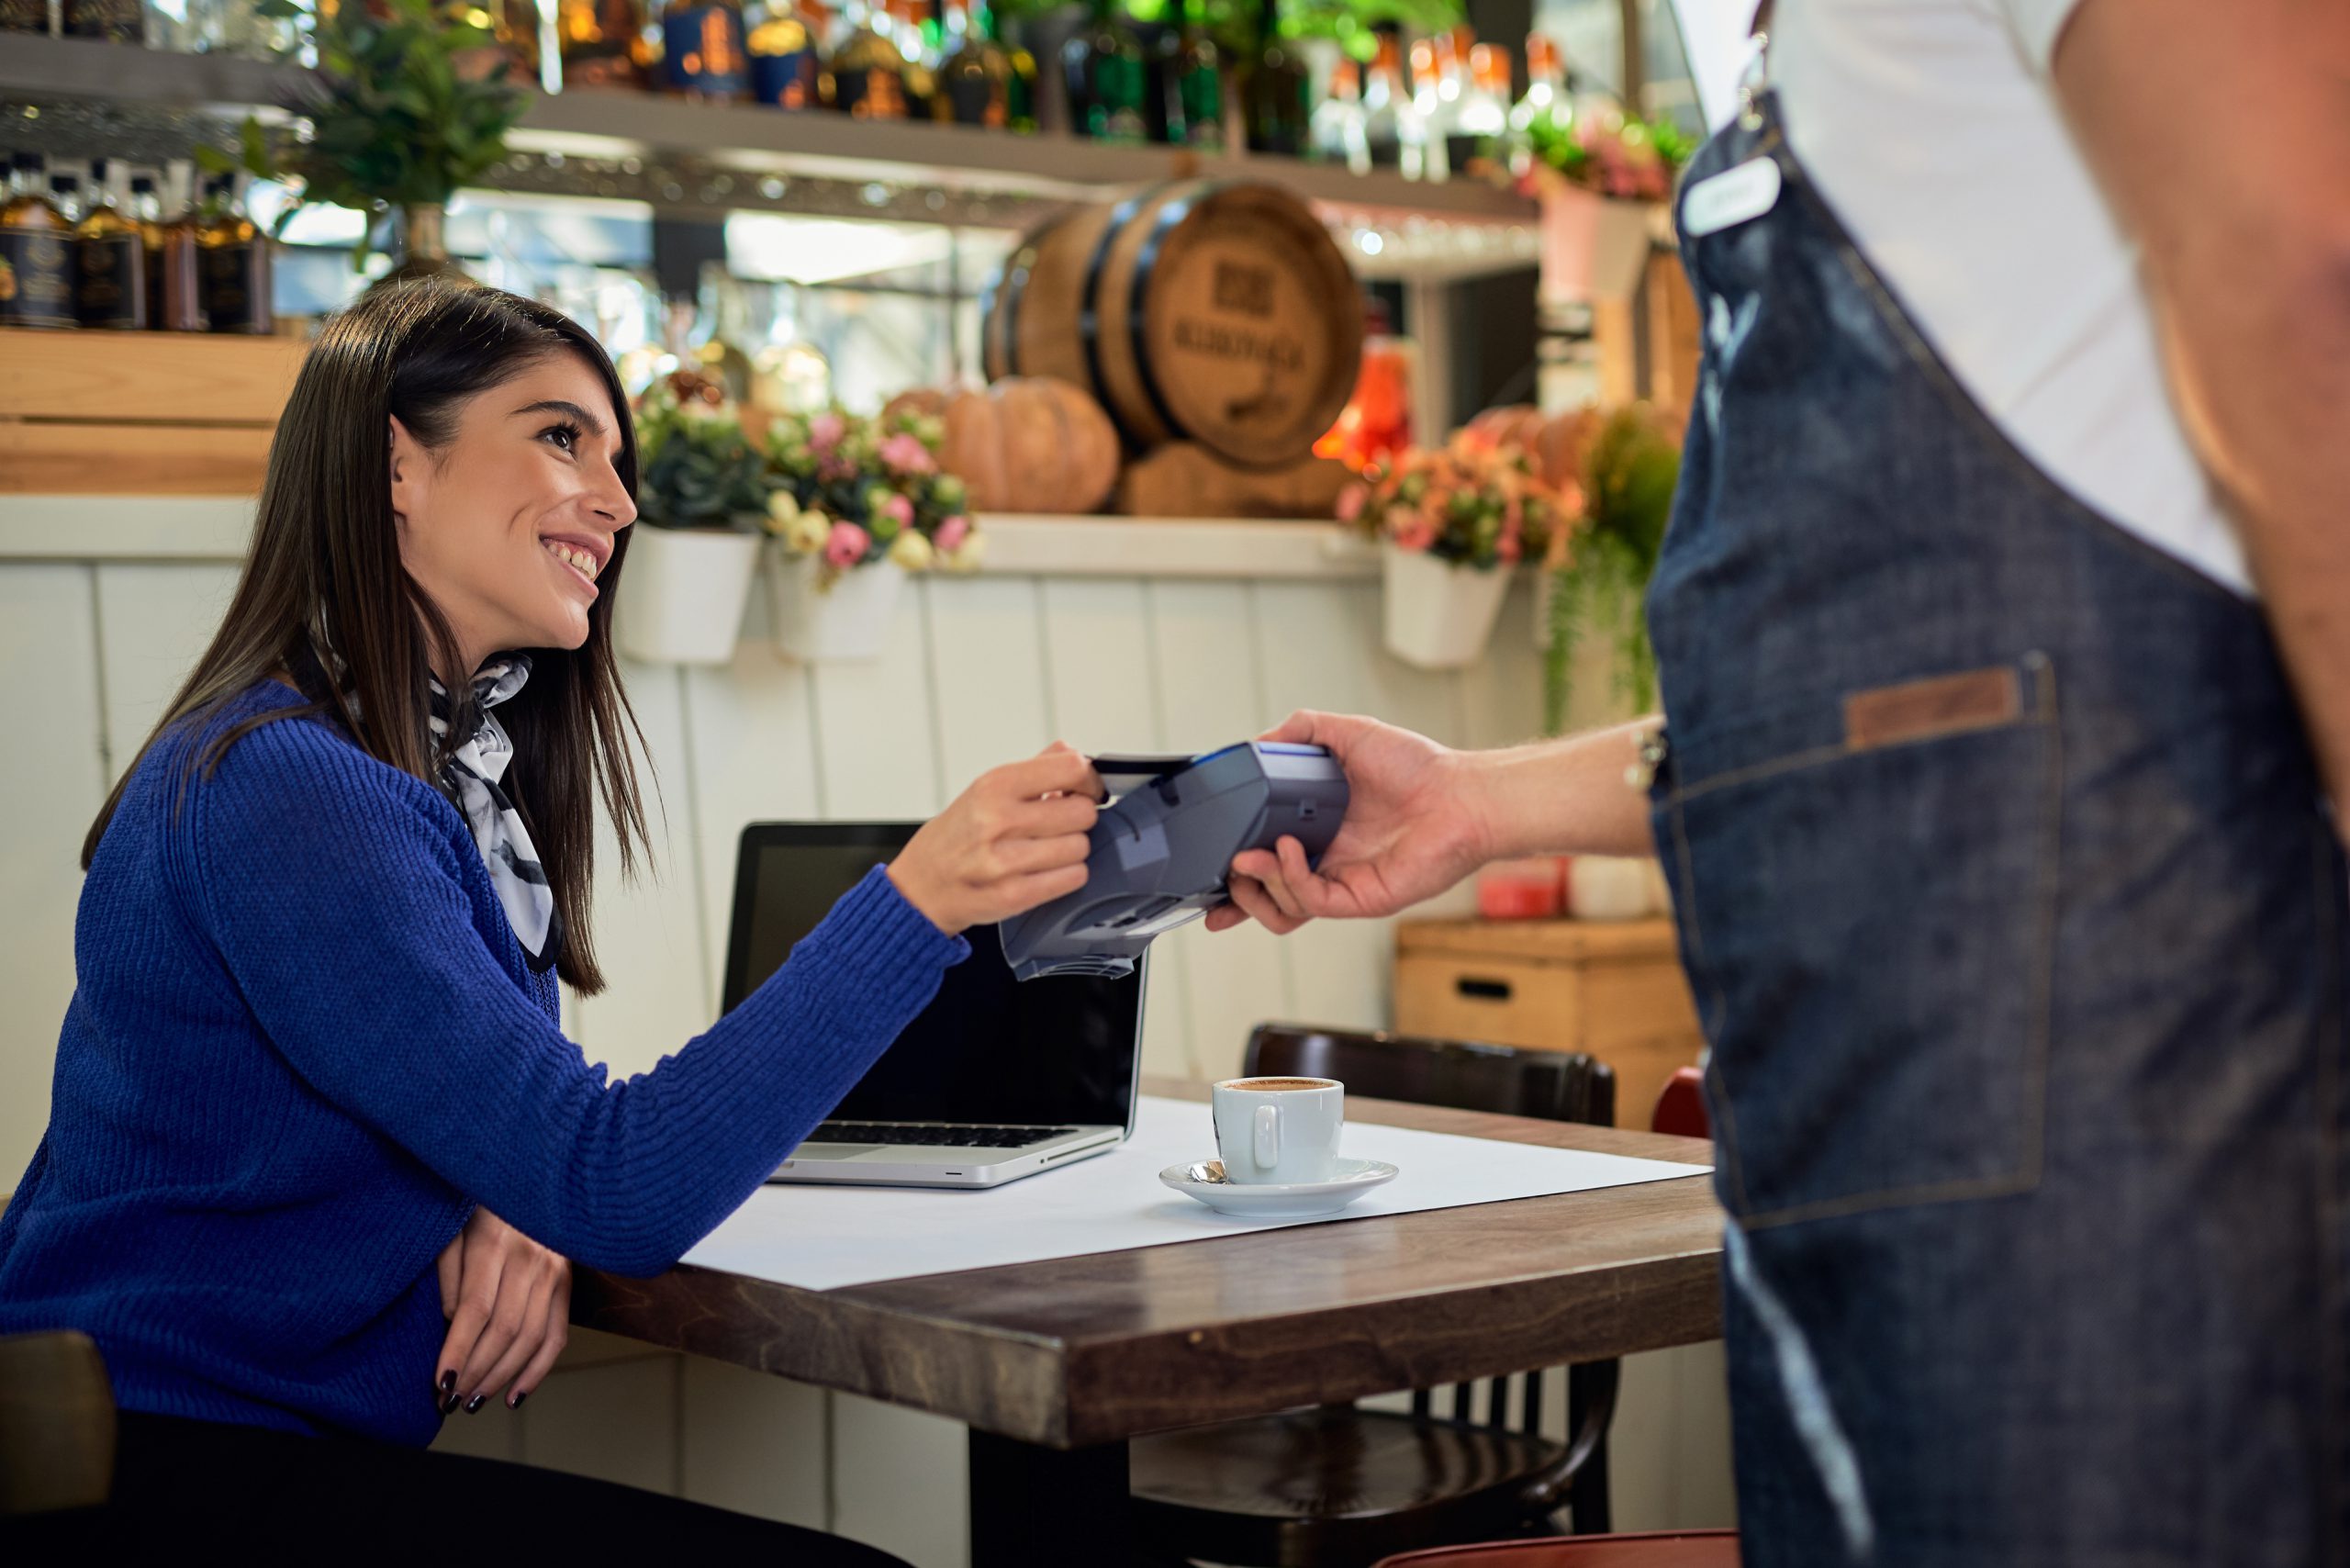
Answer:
xmin=980 ymin=181 xmax=1362 ymax=471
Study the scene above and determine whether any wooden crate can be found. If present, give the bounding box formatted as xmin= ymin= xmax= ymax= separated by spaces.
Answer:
xmin=1394 ymin=918 xmax=1704 ymax=1130
xmin=0 ymin=326 xmax=306 ymax=495
xmin=1593 ymin=250 xmax=1703 ymax=423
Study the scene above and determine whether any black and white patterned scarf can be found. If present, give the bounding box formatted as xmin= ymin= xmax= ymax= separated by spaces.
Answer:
xmin=429 ymin=655 xmax=560 ymax=972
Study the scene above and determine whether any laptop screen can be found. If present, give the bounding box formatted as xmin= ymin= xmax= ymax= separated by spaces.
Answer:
xmin=722 ymin=823 xmax=1142 ymax=1129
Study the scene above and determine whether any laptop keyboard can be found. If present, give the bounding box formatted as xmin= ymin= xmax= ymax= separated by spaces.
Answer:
xmin=802 ymin=1123 xmax=1080 ymax=1149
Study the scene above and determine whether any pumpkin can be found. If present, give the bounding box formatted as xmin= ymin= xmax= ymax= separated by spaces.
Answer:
xmin=883 ymin=377 xmax=1121 ymax=516
xmin=1461 ymin=403 xmax=1603 ymax=494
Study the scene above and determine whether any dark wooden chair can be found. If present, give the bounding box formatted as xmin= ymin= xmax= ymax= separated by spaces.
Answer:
xmin=1129 ymin=1025 xmax=1621 ymax=1568
xmin=0 ymin=1328 xmax=116 ymax=1519
xmin=1372 ymin=1530 xmax=1741 ymax=1568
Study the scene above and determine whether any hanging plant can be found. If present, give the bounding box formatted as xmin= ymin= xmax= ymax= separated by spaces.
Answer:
xmin=196 ymin=0 xmax=530 ymax=271
xmin=1522 ymin=110 xmax=1699 ymax=202
xmin=762 ymin=403 xmax=983 ymax=584
xmin=634 ymin=377 xmax=769 ymax=532
xmin=1540 ymin=403 xmax=1682 ymax=733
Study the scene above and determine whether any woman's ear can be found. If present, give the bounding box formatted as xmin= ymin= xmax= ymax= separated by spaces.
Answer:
xmin=387 ymin=415 xmax=424 ymax=527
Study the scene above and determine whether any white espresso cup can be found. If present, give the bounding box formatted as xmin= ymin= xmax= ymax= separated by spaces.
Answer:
xmin=1211 ymin=1076 xmax=1345 ymax=1185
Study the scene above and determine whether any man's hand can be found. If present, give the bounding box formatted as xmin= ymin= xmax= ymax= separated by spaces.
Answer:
xmin=1210 ymin=713 xmax=1666 ymax=935
xmin=1209 ymin=711 xmax=1493 ymax=935
xmin=434 ymin=1206 xmax=570 ymax=1415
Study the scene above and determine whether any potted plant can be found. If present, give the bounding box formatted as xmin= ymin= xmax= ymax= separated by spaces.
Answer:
xmin=1539 ymin=402 xmax=1682 ymax=730
xmin=613 ymin=377 xmax=770 ymax=666
xmin=199 ymin=0 xmax=529 ymax=278
xmin=760 ymin=403 xmax=982 ymax=663
xmin=1519 ymin=111 xmax=1694 ymax=302
xmin=1342 ymin=437 xmax=1567 ymax=671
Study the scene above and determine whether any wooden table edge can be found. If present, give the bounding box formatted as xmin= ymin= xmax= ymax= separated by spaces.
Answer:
xmin=571 ymin=1081 xmax=1727 ymax=1448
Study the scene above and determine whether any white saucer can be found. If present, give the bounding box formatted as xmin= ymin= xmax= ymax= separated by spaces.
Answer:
xmin=1159 ymin=1157 xmax=1400 ymax=1217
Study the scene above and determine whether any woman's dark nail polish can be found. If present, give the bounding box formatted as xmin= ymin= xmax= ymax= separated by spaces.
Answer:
xmin=464 ymin=1394 xmax=487 ymax=1415
xmin=438 ymin=1370 xmax=456 ymax=1395
xmin=509 ymin=1391 xmax=528 ymax=1411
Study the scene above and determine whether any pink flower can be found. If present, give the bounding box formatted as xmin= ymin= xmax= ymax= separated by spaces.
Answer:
xmin=808 ymin=411 xmax=847 ymax=453
xmin=882 ymin=493 xmax=915 ymax=529
xmin=1497 ymin=532 xmax=1522 ymax=565
xmin=1336 ymin=483 xmax=1369 ymax=524
xmin=825 ymin=520 xmax=871 ymax=568
xmin=1388 ymin=508 xmax=1438 ymax=554
xmin=934 ymin=514 xmax=971 ymax=553
xmin=878 ymin=432 xmax=936 ymax=476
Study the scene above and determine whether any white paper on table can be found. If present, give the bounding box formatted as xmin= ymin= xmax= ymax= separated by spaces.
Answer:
xmin=681 ymin=1095 xmax=1714 ymax=1293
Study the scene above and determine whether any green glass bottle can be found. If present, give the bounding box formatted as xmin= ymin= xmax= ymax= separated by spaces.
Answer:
xmin=985 ymin=0 xmax=1037 ymax=133
xmin=1061 ymin=0 xmax=1145 ymax=146
xmin=1167 ymin=0 xmax=1223 ymax=149
xmin=1241 ymin=0 xmax=1306 ymax=156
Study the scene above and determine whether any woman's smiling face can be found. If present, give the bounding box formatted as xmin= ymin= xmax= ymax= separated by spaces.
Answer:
xmin=389 ymin=351 xmax=635 ymax=679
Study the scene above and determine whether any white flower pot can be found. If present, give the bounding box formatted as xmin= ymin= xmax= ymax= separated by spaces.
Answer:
xmin=612 ymin=525 xmax=762 ymax=666
xmin=1382 ymin=544 xmax=1512 ymax=671
xmin=1539 ymin=185 xmax=1660 ymax=303
xmin=767 ymin=547 xmax=906 ymax=663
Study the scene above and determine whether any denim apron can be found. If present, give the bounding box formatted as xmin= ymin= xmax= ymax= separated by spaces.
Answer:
xmin=1644 ymin=81 xmax=2350 ymax=1566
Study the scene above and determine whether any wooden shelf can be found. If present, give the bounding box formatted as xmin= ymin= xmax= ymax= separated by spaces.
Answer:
xmin=0 ymin=327 xmax=307 ymax=497
xmin=1 ymin=33 xmax=1537 ymax=225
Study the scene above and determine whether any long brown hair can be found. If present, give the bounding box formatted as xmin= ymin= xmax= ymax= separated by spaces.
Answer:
xmin=83 ymin=276 xmax=651 ymax=995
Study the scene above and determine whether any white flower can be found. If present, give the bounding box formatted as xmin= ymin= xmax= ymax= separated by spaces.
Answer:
xmin=941 ymin=532 xmax=986 ymax=574
xmin=888 ymin=530 xmax=936 ymax=572
xmin=784 ymin=509 xmax=832 ymax=555
xmin=764 ymin=489 xmax=801 ymax=533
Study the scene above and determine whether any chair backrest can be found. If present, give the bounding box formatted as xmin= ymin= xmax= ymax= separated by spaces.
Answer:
xmin=1371 ymin=1530 xmax=1741 ymax=1567
xmin=0 ymin=1329 xmax=117 ymax=1517
xmin=1242 ymin=1025 xmax=1617 ymax=1448
xmin=1650 ymin=1066 xmax=1709 ymax=1139
xmin=1245 ymin=1025 xmax=1616 ymax=1129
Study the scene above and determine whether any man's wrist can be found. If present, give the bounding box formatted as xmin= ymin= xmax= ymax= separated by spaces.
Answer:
xmin=1452 ymin=745 xmax=1525 ymax=863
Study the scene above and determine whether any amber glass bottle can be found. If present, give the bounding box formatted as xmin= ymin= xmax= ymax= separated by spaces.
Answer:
xmin=144 ymin=164 xmax=207 ymax=331
xmin=74 ymin=158 xmax=148 ymax=330
xmin=0 ymin=152 xmax=77 ymax=330
xmin=196 ymin=174 xmax=273 ymax=335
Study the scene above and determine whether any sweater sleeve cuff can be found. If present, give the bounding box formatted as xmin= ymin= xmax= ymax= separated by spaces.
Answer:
xmin=797 ymin=862 xmax=972 ymax=998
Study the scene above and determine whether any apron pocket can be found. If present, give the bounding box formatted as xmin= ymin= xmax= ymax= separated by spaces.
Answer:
xmin=1660 ymin=655 xmax=2060 ymax=1227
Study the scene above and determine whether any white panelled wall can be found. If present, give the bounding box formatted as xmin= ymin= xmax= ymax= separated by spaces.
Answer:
xmin=0 ymin=526 xmax=1731 ymax=1564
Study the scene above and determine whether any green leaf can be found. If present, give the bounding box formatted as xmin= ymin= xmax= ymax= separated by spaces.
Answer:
xmin=239 ymin=116 xmax=275 ymax=178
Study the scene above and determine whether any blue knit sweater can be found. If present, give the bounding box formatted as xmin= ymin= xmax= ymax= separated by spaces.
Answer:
xmin=0 ymin=680 xmax=968 ymax=1447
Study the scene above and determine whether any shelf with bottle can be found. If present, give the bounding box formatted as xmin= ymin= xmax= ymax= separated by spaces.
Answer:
xmin=2 ymin=148 xmax=271 ymax=333
xmin=0 ymin=27 xmax=1538 ymax=223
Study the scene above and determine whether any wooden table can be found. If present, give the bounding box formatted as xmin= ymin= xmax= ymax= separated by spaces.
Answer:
xmin=572 ymin=1079 xmax=1725 ymax=1566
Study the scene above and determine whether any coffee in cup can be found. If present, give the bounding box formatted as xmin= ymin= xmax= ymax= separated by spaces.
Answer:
xmin=1212 ymin=1076 xmax=1344 ymax=1184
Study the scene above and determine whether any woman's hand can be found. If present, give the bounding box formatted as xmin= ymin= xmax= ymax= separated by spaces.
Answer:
xmin=1208 ymin=711 xmax=1493 ymax=935
xmin=433 ymin=1206 xmax=570 ymax=1415
xmin=888 ymin=742 xmax=1104 ymax=935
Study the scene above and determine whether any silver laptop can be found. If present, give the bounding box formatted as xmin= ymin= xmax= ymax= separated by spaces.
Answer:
xmin=722 ymin=822 xmax=1144 ymax=1190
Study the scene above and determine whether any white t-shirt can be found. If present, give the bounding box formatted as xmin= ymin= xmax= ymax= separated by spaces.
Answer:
xmin=1762 ymin=0 xmax=2251 ymax=594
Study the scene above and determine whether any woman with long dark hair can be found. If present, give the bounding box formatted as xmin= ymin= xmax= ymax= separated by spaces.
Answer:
xmin=0 ymin=278 xmax=1098 ymax=1555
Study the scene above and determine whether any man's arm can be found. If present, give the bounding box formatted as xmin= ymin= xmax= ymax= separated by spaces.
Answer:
xmin=1214 ymin=712 xmax=1660 ymax=933
xmin=2051 ymin=0 xmax=2350 ymax=811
